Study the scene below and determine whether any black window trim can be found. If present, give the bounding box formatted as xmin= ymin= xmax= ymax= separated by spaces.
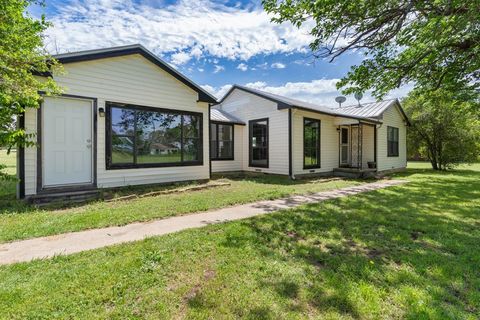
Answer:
xmin=105 ymin=101 xmax=203 ymax=170
xmin=210 ymin=121 xmax=235 ymax=161
xmin=303 ymin=117 xmax=321 ymax=169
xmin=248 ymin=117 xmax=269 ymax=168
xmin=387 ymin=126 xmax=399 ymax=157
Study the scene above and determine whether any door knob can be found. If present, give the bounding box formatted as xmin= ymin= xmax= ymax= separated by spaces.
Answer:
xmin=86 ymin=144 xmax=92 ymax=148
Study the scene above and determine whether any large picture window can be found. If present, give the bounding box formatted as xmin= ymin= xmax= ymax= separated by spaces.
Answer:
xmin=106 ymin=102 xmax=202 ymax=169
xmin=387 ymin=126 xmax=399 ymax=157
xmin=249 ymin=118 xmax=268 ymax=168
xmin=304 ymin=118 xmax=321 ymax=168
xmin=210 ymin=123 xmax=234 ymax=160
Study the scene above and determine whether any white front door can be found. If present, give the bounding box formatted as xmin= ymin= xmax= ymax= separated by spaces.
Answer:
xmin=43 ymin=97 xmax=93 ymax=187
xmin=340 ymin=127 xmax=349 ymax=166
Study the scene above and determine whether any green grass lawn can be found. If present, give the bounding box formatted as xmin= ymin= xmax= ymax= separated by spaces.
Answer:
xmin=0 ymin=163 xmax=478 ymax=319
xmin=0 ymin=149 xmax=17 ymax=200
xmin=0 ymin=151 xmax=361 ymax=243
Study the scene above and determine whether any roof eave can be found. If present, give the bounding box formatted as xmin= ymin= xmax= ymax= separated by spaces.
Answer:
xmin=393 ymin=99 xmax=412 ymax=126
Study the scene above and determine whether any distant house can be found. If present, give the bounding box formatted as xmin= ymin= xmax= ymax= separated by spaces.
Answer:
xmin=17 ymin=44 xmax=409 ymax=200
xmin=149 ymin=143 xmax=179 ymax=155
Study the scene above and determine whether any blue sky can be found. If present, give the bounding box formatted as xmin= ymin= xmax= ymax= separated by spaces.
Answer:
xmin=30 ymin=0 xmax=409 ymax=106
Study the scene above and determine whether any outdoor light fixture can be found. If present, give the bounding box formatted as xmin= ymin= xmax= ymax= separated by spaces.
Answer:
xmin=98 ymin=107 xmax=105 ymax=117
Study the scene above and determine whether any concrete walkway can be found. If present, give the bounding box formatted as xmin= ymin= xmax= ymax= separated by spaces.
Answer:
xmin=0 ymin=179 xmax=406 ymax=265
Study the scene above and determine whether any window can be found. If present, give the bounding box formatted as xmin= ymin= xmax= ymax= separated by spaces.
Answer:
xmin=106 ymin=102 xmax=202 ymax=169
xmin=210 ymin=123 xmax=234 ymax=160
xmin=249 ymin=118 xmax=268 ymax=167
xmin=304 ymin=118 xmax=321 ymax=168
xmin=387 ymin=126 xmax=399 ymax=157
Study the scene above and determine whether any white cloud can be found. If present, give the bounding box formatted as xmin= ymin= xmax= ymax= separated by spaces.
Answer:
xmin=237 ymin=63 xmax=248 ymax=71
xmin=190 ymin=46 xmax=203 ymax=58
xmin=170 ymin=51 xmax=191 ymax=65
xmin=213 ymin=65 xmax=225 ymax=73
xmin=198 ymin=68 xmax=204 ymax=72
xmin=43 ymin=0 xmax=314 ymax=61
xmin=201 ymin=84 xmax=232 ymax=99
xmin=256 ymin=62 xmax=268 ymax=70
xmin=245 ymin=79 xmax=341 ymax=106
xmin=271 ymin=62 xmax=286 ymax=69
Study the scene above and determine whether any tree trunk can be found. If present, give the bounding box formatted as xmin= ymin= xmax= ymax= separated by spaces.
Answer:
xmin=426 ymin=144 xmax=439 ymax=170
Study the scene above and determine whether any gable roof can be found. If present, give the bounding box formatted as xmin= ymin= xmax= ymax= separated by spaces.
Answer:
xmin=210 ymin=108 xmax=245 ymax=125
xmin=218 ymin=85 xmax=382 ymax=124
xmin=335 ymin=99 xmax=411 ymax=125
xmin=53 ymin=44 xmax=217 ymax=103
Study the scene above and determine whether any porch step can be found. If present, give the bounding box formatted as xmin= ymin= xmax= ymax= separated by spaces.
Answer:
xmin=27 ymin=189 xmax=102 ymax=206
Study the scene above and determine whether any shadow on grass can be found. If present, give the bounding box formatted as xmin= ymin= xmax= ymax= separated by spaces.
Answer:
xmin=216 ymin=168 xmax=480 ymax=318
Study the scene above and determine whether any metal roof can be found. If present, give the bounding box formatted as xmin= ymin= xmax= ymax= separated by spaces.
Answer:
xmin=218 ymin=85 xmax=382 ymax=124
xmin=52 ymin=44 xmax=217 ymax=103
xmin=210 ymin=108 xmax=245 ymax=125
xmin=334 ymin=99 xmax=397 ymax=118
xmin=334 ymin=99 xmax=410 ymax=125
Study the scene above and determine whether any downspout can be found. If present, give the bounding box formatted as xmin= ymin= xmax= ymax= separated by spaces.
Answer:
xmin=374 ymin=125 xmax=377 ymax=166
xmin=288 ymin=108 xmax=294 ymax=179
xmin=17 ymin=112 xmax=26 ymax=199
xmin=208 ymin=103 xmax=212 ymax=179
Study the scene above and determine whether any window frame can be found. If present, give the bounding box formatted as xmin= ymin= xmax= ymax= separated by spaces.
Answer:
xmin=303 ymin=117 xmax=321 ymax=169
xmin=105 ymin=101 xmax=203 ymax=170
xmin=210 ymin=121 xmax=234 ymax=161
xmin=249 ymin=118 xmax=269 ymax=168
xmin=387 ymin=126 xmax=399 ymax=157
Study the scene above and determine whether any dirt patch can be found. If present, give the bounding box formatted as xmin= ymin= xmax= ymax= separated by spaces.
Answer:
xmin=105 ymin=181 xmax=230 ymax=203
xmin=175 ymin=268 xmax=217 ymax=319
xmin=286 ymin=231 xmax=304 ymax=240
xmin=410 ymin=230 xmax=424 ymax=240
xmin=343 ymin=239 xmax=384 ymax=259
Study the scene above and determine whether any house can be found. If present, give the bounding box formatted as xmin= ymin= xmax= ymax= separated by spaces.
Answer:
xmin=17 ymin=44 xmax=216 ymax=199
xmin=17 ymin=44 xmax=409 ymax=200
xmin=209 ymin=85 xmax=409 ymax=178
xmin=149 ymin=143 xmax=179 ymax=155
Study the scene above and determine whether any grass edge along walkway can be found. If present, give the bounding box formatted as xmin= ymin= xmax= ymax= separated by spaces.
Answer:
xmin=0 ymin=179 xmax=406 ymax=265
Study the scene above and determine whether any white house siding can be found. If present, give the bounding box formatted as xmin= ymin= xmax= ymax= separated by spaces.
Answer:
xmin=23 ymin=54 xmax=210 ymax=193
xmin=291 ymin=109 xmax=340 ymax=176
xmin=211 ymin=124 xmax=244 ymax=172
xmin=216 ymin=90 xmax=289 ymax=175
xmin=376 ymin=104 xmax=407 ymax=172
xmin=361 ymin=124 xmax=375 ymax=169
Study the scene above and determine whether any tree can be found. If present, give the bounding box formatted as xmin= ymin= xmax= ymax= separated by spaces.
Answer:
xmin=0 ymin=0 xmax=60 ymax=179
xmin=403 ymin=89 xmax=480 ymax=170
xmin=262 ymin=0 xmax=480 ymax=97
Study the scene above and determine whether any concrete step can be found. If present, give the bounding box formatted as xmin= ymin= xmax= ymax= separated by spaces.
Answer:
xmin=27 ymin=189 xmax=102 ymax=206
